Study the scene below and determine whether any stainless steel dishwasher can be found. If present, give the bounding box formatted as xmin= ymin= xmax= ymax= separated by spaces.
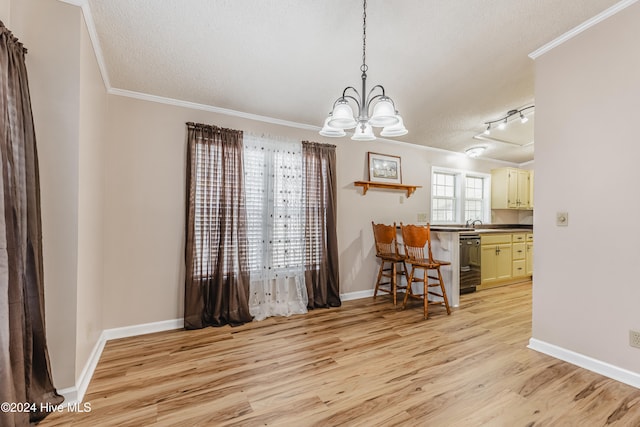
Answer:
xmin=459 ymin=234 xmax=481 ymax=294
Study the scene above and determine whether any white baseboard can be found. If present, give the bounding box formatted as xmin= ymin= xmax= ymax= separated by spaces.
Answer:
xmin=102 ymin=318 xmax=184 ymax=341
xmin=528 ymin=338 xmax=640 ymax=389
xmin=340 ymin=289 xmax=374 ymax=301
xmin=59 ymin=318 xmax=184 ymax=404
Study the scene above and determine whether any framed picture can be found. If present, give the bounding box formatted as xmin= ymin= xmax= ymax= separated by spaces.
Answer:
xmin=368 ymin=152 xmax=402 ymax=184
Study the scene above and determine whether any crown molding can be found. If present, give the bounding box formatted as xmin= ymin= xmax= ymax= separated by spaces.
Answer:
xmin=529 ymin=0 xmax=639 ymax=59
xmin=59 ymin=0 xmax=111 ymax=89
xmin=108 ymin=88 xmax=322 ymax=132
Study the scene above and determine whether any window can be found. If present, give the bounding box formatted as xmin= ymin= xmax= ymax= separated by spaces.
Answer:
xmin=243 ymin=136 xmax=305 ymax=275
xmin=431 ymin=171 xmax=457 ymax=222
xmin=431 ymin=168 xmax=490 ymax=224
xmin=464 ymin=175 xmax=485 ymax=222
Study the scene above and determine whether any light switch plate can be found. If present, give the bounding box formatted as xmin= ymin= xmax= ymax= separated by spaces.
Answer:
xmin=556 ymin=212 xmax=568 ymax=226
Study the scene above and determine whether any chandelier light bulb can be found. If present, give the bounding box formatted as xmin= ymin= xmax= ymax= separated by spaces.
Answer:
xmin=319 ymin=117 xmax=346 ymax=137
xmin=380 ymin=115 xmax=408 ymax=137
xmin=369 ymin=98 xmax=399 ymax=127
xmin=520 ymin=112 xmax=528 ymax=124
xmin=328 ymin=101 xmax=357 ymax=129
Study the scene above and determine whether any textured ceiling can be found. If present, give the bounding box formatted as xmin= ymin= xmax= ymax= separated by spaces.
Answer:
xmin=85 ymin=0 xmax=622 ymax=163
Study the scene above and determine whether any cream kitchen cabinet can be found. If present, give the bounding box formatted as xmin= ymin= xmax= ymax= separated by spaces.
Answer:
xmin=480 ymin=232 xmax=533 ymax=289
xmin=481 ymin=234 xmax=512 ymax=285
xmin=491 ymin=168 xmax=532 ymax=209
xmin=528 ymin=170 xmax=534 ymax=209
xmin=526 ymin=233 xmax=533 ymax=276
xmin=512 ymin=241 xmax=527 ymax=278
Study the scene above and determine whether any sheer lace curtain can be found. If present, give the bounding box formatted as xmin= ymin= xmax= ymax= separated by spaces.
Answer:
xmin=243 ymin=134 xmax=308 ymax=320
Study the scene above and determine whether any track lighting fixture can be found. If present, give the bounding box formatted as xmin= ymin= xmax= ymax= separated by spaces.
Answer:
xmin=483 ymin=105 xmax=534 ymax=135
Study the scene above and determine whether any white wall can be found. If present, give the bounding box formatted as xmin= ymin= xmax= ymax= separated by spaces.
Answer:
xmin=533 ymin=2 xmax=640 ymax=373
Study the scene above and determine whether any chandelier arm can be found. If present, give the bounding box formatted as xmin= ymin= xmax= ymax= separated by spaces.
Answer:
xmin=364 ymin=84 xmax=387 ymax=109
xmin=341 ymin=86 xmax=360 ymax=99
xmin=342 ymin=94 xmax=362 ymax=111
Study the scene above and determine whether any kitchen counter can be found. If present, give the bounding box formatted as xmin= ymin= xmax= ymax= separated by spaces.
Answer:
xmin=394 ymin=225 xmax=533 ymax=308
xmin=460 ymin=228 xmax=533 ymax=235
xmin=431 ymin=225 xmax=532 ymax=234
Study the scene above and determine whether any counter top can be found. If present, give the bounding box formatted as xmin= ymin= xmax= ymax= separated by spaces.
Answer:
xmin=426 ymin=225 xmax=533 ymax=234
xmin=460 ymin=228 xmax=532 ymax=235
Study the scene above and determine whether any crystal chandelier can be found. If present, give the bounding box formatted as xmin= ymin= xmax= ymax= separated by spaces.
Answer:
xmin=319 ymin=0 xmax=407 ymax=140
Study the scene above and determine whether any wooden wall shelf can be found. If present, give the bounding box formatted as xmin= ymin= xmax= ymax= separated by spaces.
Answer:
xmin=354 ymin=181 xmax=422 ymax=198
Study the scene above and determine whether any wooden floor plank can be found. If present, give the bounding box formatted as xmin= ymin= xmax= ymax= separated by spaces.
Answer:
xmin=40 ymin=281 xmax=640 ymax=426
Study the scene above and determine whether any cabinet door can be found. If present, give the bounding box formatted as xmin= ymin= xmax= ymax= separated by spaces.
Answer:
xmin=507 ymin=169 xmax=519 ymax=208
xmin=528 ymin=170 xmax=534 ymax=209
xmin=496 ymin=244 xmax=512 ymax=280
xmin=482 ymin=243 xmax=513 ymax=284
xmin=526 ymin=242 xmax=533 ymax=276
xmin=481 ymin=245 xmax=498 ymax=283
xmin=516 ymin=169 xmax=530 ymax=208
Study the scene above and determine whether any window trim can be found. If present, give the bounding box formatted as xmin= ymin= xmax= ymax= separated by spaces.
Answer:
xmin=431 ymin=166 xmax=491 ymax=225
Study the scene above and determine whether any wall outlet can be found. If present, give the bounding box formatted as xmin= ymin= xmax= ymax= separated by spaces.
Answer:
xmin=417 ymin=212 xmax=428 ymax=223
xmin=630 ymin=330 xmax=640 ymax=348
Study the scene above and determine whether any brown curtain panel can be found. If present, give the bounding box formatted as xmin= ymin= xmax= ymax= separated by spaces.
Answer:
xmin=184 ymin=122 xmax=253 ymax=328
xmin=0 ymin=22 xmax=63 ymax=426
xmin=302 ymin=141 xmax=341 ymax=308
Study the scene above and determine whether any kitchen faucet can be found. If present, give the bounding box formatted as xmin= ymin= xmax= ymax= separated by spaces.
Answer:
xmin=465 ymin=219 xmax=483 ymax=228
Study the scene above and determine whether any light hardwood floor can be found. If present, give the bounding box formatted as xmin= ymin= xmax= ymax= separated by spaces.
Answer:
xmin=41 ymin=282 xmax=640 ymax=426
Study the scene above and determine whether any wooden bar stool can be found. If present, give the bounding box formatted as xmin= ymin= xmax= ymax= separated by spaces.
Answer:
xmin=372 ymin=222 xmax=408 ymax=305
xmin=400 ymin=223 xmax=451 ymax=319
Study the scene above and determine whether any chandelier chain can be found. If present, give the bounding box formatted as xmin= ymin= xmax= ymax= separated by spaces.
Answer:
xmin=361 ymin=0 xmax=368 ymax=74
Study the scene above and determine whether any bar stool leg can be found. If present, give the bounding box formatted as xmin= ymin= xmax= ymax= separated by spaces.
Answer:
xmin=437 ymin=267 xmax=451 ymax=315
xmin=402 ymin=266 xmax=415 ymax=309
xmin=373 ymin=260 xmax=385 ymax=300
xmin=423 ymin=268 xmax=429 ymax=319
xmin=391 ymin=261 xmax=397 ymax=305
